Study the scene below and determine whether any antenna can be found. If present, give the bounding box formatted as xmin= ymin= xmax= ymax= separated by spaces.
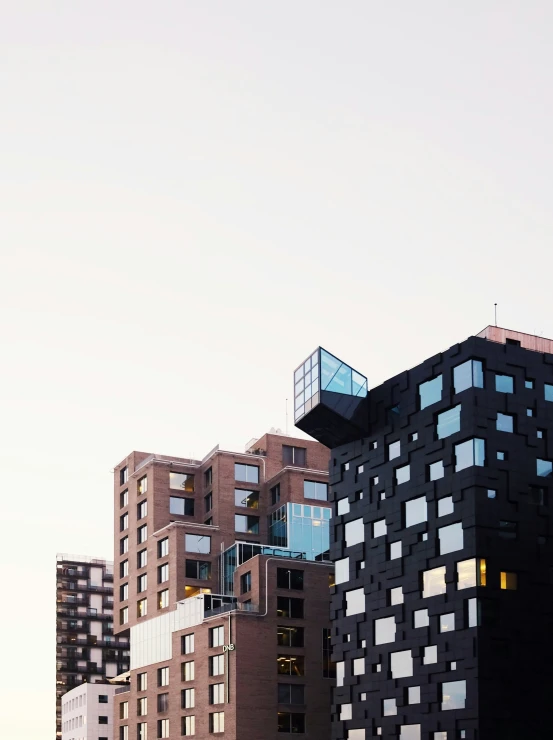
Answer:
xmin=494 ymin=303 xmax=498 ymax=327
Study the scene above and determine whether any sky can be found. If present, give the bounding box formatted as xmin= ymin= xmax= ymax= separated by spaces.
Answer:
xmin=2 ymin=1 xmax=553 ymax=736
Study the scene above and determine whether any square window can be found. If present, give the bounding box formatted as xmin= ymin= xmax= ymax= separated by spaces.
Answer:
xmin=414 ymin=609 xmax=429 ymax=628
xmin=345 ymin=588 xmax=364 ymax=617
xmin=437 ymin=405 xmax=461 ymax=439
xmin=388 ymin=440 xmax=401 ymax=461
xmin=438 ymin=523 xmax=464 ymax=555
xmin=410 ymin=432 xmax=419 ymax=442
xmin=496 ymin=412 xmax=514 ymax=433
xmin=357 ymin=464 xmax=365 ymax=474
xmin=390 ymin=541 xmax=402 ymax=560
xmin=374 ymin=616 xmax=396 ymax=645
xmin=405 ymin=496 xmax=427 ymax=527
xmin=370 ymin=441 xmax=378 ymax=450
xmin=373 ymin=519 xmax=387 ymax=538
xmin=396 ymin=464 xmax=411 ymax=485
xmin=419 ymin=375 xmax=443 ymax=410
xmin=421 ymin=532 xmax=428 ymax=541
xmin=408 ymin=686 xmax=420 ymax=704
xmin=497 ymin=451 xmax=505 ymax=461
xmin=382 ymin=698 xmax=397 ymax=716
xmin=537 ymin=458 xmax=552 ymax=477
xmin=441 ymin=680 xmax=466 ymax=710
xmin=440 ymin=613 xmax=456 ymax=632
xmin=455 ymin=438 xmax=485 ymax=471
xmin=337 ymin=498 xmax=350 ymax=516
xmin=390 ymin=650 xmax=413 ymax=679
xmin=345 ymin=519 xmax=364 ymax=547
xmin=390 ymin=587 xmax=403 ymax=605
xmin=429 ymin=460 xmax=444 ymax=481
xmin=422 ymin=566 xmax=447 ymax=598
xmin=457 ymin=558 xmax=486 ymax=589
xmin=454 ymin=359 xmax=484 ymax=393
xmin=525 ymin=379 xmax=534 ymax=389
xmin=438 ymin=496 xmax=454 ymax=517
xmin=335 ymin=557 xmax=350 ymax=585
xmin=380 ymin=492 xmax=386 ymax=500
xmin=423 ymin=645 xmax=437 ymax=664
xmin=495 ymin=374 xmax=514 ymax=394
xmin=487 ymin=489 xmax=496 ymax=499
xmin=527 ymin=408 xmax=534 ymax=417
xmin=353 ymin=657 xmax=364 ymax=675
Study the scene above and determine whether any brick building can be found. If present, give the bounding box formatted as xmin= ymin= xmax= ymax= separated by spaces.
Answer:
xmin=113 ymin=431 xmax=334 ymax=739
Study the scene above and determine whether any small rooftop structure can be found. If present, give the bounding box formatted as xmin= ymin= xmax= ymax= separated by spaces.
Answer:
xmin=477 ymin=325 xmax=553 ymax=354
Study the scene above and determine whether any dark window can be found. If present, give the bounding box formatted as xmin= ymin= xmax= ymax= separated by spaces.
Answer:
xmin=120 ymin=489 xmax=128 ymax=508
xmin=137 ymin=549 xmax=147 ymax=568
xmin=204 ymin=492 xmax=213 ymax=512
xmin=278 ymin=684 xmax=305 ymax=705
xmin=120 ymin=466 xmax=128 ymax=485
xmin=169 ymin=496 xmax=194 ymax=516
xmin=99 ymin=695 xmax=108 ymax=703
xmin=277 ymin=655 xmax=305 ymax=676
xmin=277 ymin=596 xmax=304 ymax=619
xmin=157 ymin=667 xmax=169 ymax=687
xmin=119 ymin=560 xmax=128 ymax=578
xmin=157 ymin=693 xmax=169 ymax=712
xmin=278 ymin=712 xmax=305 ymax=733
xmin=277 ymin=626 xmax=304 ymax=647
xmin=499 ymin=521 xmax=517 ymax=539
xmin=277 ymin=568 xmax=304 ymax=590
xmin=271 ymin=484 xmax=281 ymax=506
xmin=495 ymin=374 xmax=514 ymax=394
xmin=240 ymin=572 xmax=252 ymax=594
xmin=204 ymin=467 xmax=213 ymax=486
xmin=137 ymin=500 xmax=148 ymax=520
xmin=282 ymin=445 xmax=307 ymax=467
xmin=235 ymin=514 xmax=259 ymax=534
xmin=185 ymin=559 xmax=211 ymax=580
xmin=99 ymin=716 xmax=108 ymax=724
xmin=209 ymin=625 xmax=225 ymax=648
xmin=322 ymin=627 xmax=335 ymax=678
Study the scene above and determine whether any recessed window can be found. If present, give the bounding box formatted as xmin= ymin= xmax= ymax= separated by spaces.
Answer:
xmin=120 ymin=489 xmax=128 ymax=508
xmin=457 ymin=558 xmax=486 ymax=589
xmin=525 ymin=379 xmax=534 ymax=389
xmin=499 ymin=520 xmax=517 ymax=539
xmin=169 ymin=496 xmax=194 ymax=516
xmin=527 ymin=408 xmax=534 ymax=417
xmin=209 ymin=654 xmax=225 ymax=676
xmin=137 ymin=524 xmax=147 ymax=544
xmin=374 ymin=616 xmax=396 ymax=645
xmin=501 ymin=571 xmax=517 ymax=590
xmin=453 ymin=359 xmax=484 ymax=393
xmin=271 ymin=484 xmax=281 ymax=506
xmin=182 ymin=633 xmax=195 ymax=654
xmin=408 ymin=686 xmax=421 ymax=704
xmin=438 ymin=496 xmax=454 ymax=516
xmin=467 ymin=597 xmax=478 ymax=627
xmin=157 ymin=667 xmax=169 ymax=687
xmin=423 ymin=645 xmax=437 ymax=664
xmin=340 ymin=704 xmax=352 ymax=720
xmin=383 ymin=698 xmax=397 ymax=716
xmin=185 ymin=534 xmax=211 ymax=553
xmin=204 ymin=466 xmax=213 ymax=486
xmin=182 ymin=716 xmax=195 ymax=735
xmin=157 ymin=692 xmax=169 ymax=712
xmin=441 ymin=680 xmax=466 ymax=710
xmin=429 ymin=460 xmax=444 ymax=481
xmin=345 ymin=588 xmax=365 ymax=617
xmin=487 ymin=489 xmax=496 ymax=499
xmin=120 ymin=536 xmax=128 ymax=555
xmin=405 ymin=496 xmax=427 ymax=527
xmin=240 ymin=571 xmax=252 ymax=594
xmin=120 ymin=466 xmax=128 ymax=485
xmin=304 ymin=480 xmax=328 ymax=500
xmin=277 ymin=596 xmax=304 ymax=619
xmin=277 ymin=626 xmax=304 ymax=648
xmin=335 ymin=557 xmax=350 ymax=585
xmin=209 ymin=626 xmax=224 ymax=647
xmin=282 ymin=445 xmax=307 ymax=467
xmin=495 ymin=374 xmax=514 ymax=394
xmin=390 ymin=541 xmax=402 ymax=560
xmin=137 ymin=475 xmax=147 ymax=494
xmin=185 ymin=559 xmax=211 ymax=580
xmin=120 ymin=583 xmax=128 ymax=601
xmin=169 ymin=471 xmax=194 ymax=491
xmin=345 ymin=518 xmax=364 ymax=547
xmin=455 ymin=438 xmax=485 ymax=471
xmin=158 ymin=537 xmax=169 ymax=558
xmin=437 ymin=405 xmax=461 ymax=439
xmin=389 ymin=587 xmax=403 ymax=605
xmin=235 ymin=463 xmax=259 ymax=484
xmin=277 ymin=712 xmax=304 ymax=734
xmin=277 ymin=568 xmax=304 ymax=590
xmin=137 ymin=550 xmax=147 ymax=569
xmin=422 ymin=566 xmax=447 ymax=598
xmin=545 ymin=384 xmax=553 ymax=402
xmin=137 ymin=673 xmax=147 ymax=691
xmin=137 ymin=500 xmax=147 ymax=519
xmin=353 ymin=657 xmax=365 ymax=675
xmin=158 ymin=589 xmax=169 ymax=609
xmin=337 ymin=498 xmax=350 ymax=516
xmin=440 ymin=613 xmax=455 ymax=632
xmin=158 ymin=563 xmax=169 ymax=583
xmin=413 ymin=608 xmax=429 ymax=628
xmin=390 ymin=650 xmax=413 ymax=679
xmin=157 ymin=719 xmax=170 ymax=738
xmin=395 ymin=464 xmax=410 ymax=485
xmin=388 ymin=440 xmax=401 ymax=460
xmin=181 ymin=661 xmax=195 ymax=681
xmin=419 ymin=375 xmax=443 ymax=410
xmin=277 ymin=655 xmax=304 ymax=676
xmin=496 ymin=412 xmax=514 ymax=433
xmin=537 ymin=458 xmax=552 ymax=477
xmin=120 ymin=559 xmax=129 ymax=578
xmin=209 ymin=683 xmax=225 ymax=705
xmin=439 ymin=522 xmax=464 ymax=555
xmin=137 ymin=573 xmax=147 ymax=592
xmin=497 ymin=451 xmax=506 ymax=461
xmin=373 ymin=519 xmax=387 ymax=538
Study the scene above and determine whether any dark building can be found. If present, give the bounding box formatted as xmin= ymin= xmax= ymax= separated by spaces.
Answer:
xmin=56 ymin=554 xmax=130 ymax=739
xmin=294 ymin=327 xmax=553 ymax=740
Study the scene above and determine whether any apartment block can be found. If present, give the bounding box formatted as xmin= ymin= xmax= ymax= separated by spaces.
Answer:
xmin=295 ymin=330 xmax=553 ymax=739
xmin=61 ymin=682 xmax=117 ymax=740
xmin=56 ymin=555 xmax=130 ymax=738
xmin=113 ymin=431 xmax=334 ymax=739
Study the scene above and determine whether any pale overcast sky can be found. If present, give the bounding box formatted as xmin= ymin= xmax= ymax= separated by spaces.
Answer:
xmin=2 ymin=2 xmax=553 ymax=736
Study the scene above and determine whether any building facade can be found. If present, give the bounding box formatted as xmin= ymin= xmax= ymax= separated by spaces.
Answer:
xmin=295 ymin=329 xmax=553 ymax=739
xmin=113 ymin=431 xmax=335 ymax=739
xmin=56 ymin=555 xmax=130 ymax=738
xmin=61 ymin=682 xmax=117 ymax=740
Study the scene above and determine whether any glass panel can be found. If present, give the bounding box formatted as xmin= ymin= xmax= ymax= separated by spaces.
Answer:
xmin=345 ymin=519 xmax=364 ymax=547
xmin=495 ymin=374 xmax=514 ymax=393
xmin=468 ymin=598 xmax=478 ymax=627
xmin=422 ymin=566 xmax=447 ymax=598
xmin=396 ymin=465 xmax=410 ymax=485
xmin=169 ymin=472 xmax=194 ymax=492
xmin=455 ymin=438 xmax=485 ymax=471
xmin=546 ymin=384 xmax=553 ymax=402
xmin=496 ymin=413 xmax=513 ymax=433
xmin=390 ymin=587 xmax=403 ymax=605
xmin=429 ymin=460 xmax=444 ymax=481
xmin=437 ymin=405 xmax=461 ymax=439
xmin=390 ymin=541 xmax=402 ymax=560
xmin=405 ymin=497 xmax=427 ymax=527
xmin=400 ymin=725 xmax=421 ymax=740
xmin=374 ymin=616 xmax=396 ymax=645
xmin=337 ymin=498 xmax=350 ymax=516
xmin=438 ymin=496 xmax=454 ymax=516
xmin=345 ymin=588 xmax=365 ymax=616
xmin=388 ymin=440 xmax=401 ymax=460
xmin=383 ymin=698 xmax=397 ymax=716
xmin=373 ymin=519 xmax=387 ymax=538
xmin=419 ymin=376 xmax=443 ymax=409
xmin=408 ymin=687 xmax=420 ymax=704
xmin=413 ymin=609 xmax=429 ymax=628
xmin=335 ymin=557 xmax=350 ymax=585
xmin=438 ymin=523 xmax=464 ymax=555
xmin=454 ymin=359 xmax=484 ymax=393
xmin=500 ymin=571 xmax=517 ymax=590
xmin=423 ymin=645 xmax=437 ymax=664
xmin=537 ymin=459 xmax=553 ymax=477
xmin=441 ymin=680 xmax=466 ymax=710
xmin=390 ymin=650 xmax=413 ymax=679
xmin=440 ymin=613 xmax=455 ymax=632
xmin=185 ymin=534 xmax=211 ymax=554
xmin=457 ymin=559 xmax=477 ymax=589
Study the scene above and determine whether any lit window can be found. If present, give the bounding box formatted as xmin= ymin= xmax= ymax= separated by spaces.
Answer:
xmin=390 ymin=541 xmax=402 ymax=560
xmin=438 ymin=523 xmax=464 ymax=555
xmin=169 ymin=471 xmax=195 ymax=491
xmin=158 ymin=589 xmax=169 ymax=609
xmin=453 ymin=359 xmax=484 ymax=393
xmin=345 ymin=519 xmax=364 ymax=547
xmin=137 ymin=598 xmax=147 ymax=618
xmin=405 ymin=496 xmax=427 ymax=527
xmin=495 ymin=374 xmax=514 ymax=394
xmin=496 ymin=413 xmax=514 ymax=433
xmin=437 ymin=405 xmax=461 ymax=439
xmin=457 ymin=558 xmax=486 ymax=589
xmin=438 ymin=496 xmax=454 ymax=516
xmin=137 ymin=476 xmax=148 ymax=494
xmin=440 ymin=613 xmax=455 ymax=632
xmin=419 ymin=376 xmax=443 ymax=410
xmin=396 ymin=465 xmax=410 ymax=485
xmin=413 ymin=608 xmax=429 ymax=628
xmin=429 ymin=460 xmax=444 ymax=481
xmin=388 ymin=440 xmax=401 ymax=460
xmin=455 ymin=438 xmax=485 ymax=471
xmin=335 ymin=557 xmax=350 ymax=585
xmin=390 ymin=650 xmax=413 ymax=679
xmin=423 ymin=645 xmax=437 ymax=664
xmin=500 ymin=571 xmax=517 ymax=590
xmin=422 ymin=566 xmax=446 ymax=598
xmin=340 ymin=704 xmax=352 ymax=720
xmin=345 ymin=588 xmax=365 ymax=617
xmin=383 ymin=698 xmax=397 ymax=716
xmin=390 ymin=587 xmax=403 ymax=605
xmin=537 ymin=459 xmax=553 ymax=477
xmin=441 ymin=680 xmax=466 ymax=710
xmin=373 ymin=519 xmax=387 ymax=537
xmin=373 ymin=617 xmax=396 ymax=647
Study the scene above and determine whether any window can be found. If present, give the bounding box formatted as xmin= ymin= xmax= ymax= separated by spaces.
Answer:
xmin=440 ymin=612 xmax=455 ymax=632
xmin=345 ymin=518 xmax=364 ymax=547
xmin=337 ymin=497 xmax=350 ymax=516
xmin=234 ymin=488 xmax=259 ymax=509
xmin=277 ymin=625 xmax=304 ymax=647
xmin=157 ymin=719 xmax=169 ymax=738
xmin=546 ymin=384 xmax=553 ymax=402
xmin=209 ymin=683 xmax=225 ymax=705
xmin=405 ymin=496 xmax=427 ymax=527
xmin=158 ymin=590 xmax=169 ymax=609
xmin=209 ymin=626 xmax=224 ymax=648
xmin=527 ymin=407 xmax=534 ymax=417
xmin=437 ymin=405 xmax=461 ymax=439
xmin=120 ymin=702 xmax=129 ymax=719
xmin=169 ymin=496 xmax=194 ymax=516
xmin=120 ymin=729 xmax=129 ymax=740
xmin=499 ymin=520 xmax=517 ymax=539
xmin=303 ymin=480 xmax=328 ymax=500
xmin=439 ymin=523 xmax=464 ymax=555
xmin=137 ymin=549 xmax=147 ymax=568
xmin=182 ymin=661 xmax=195 ymax=681
xmin=383 ymin=698 xmax=397 ymax=716
xmin=185 ymin=559 xmax=211 ymax=580
xmin=120 ymin=606 xmax=128 ymax=625
xmin=495 ymin=374 xmax=514 ymax=394
xmin=322 ymin=627 xmax=334 ymax=678
xmin=169 ymin=471 xmax=194 ymax=491
xmin=209 ymin=712 xmax=224 ymax=733
xmin=487 ymin=489 xmax=497 ymax=499
xmin=438 ymin=496 xmax=454 ymax=517
xmin=157 ymin=693 xmax=168 ymax=712
xmin=374 ymin=616 xmax=396 ymax=645
xmin=137 ymin=697 xmax=147 ymax=716
xmin=98 ymin=694 xmax=108 ymax=703
xmin=120 ymin=489 xmax=128 ymax=508
xmin=240 ymin=571 xmax=252 ymax=594
xmin=283 ymin=445 xmax=307 ymax=466
xmin=209 ymin=654 xmax=225 ymax=676
xmin=335 ymin=557 xmax=350 ymax=585
xmin=158 ymin=563 xmax=168 ymax=584
xmin=413 ymin=608 xmax=429 ymax=628
xmin=271 ymin=484 xmax=281 ymax=506
xmin=277 ymin=655 xmax=305 ymax=676
xmin=390 ymin=541 xmax=402 ymax=560
xmin=278 ymin=713 xmax=305 ymax=733
xmin=204 ymin=492 xmax=213 ymax=512
xmin=501 ymin=571 xmax=517 ymax=590
xmin=419 ymin=375 xmax=443 ymax=409
xmin=408 ymin=686 xmax=420 ymax=704
xmin=423 ymin=645 xmax=437 ymax=664
xmin=429 ymin=460 xmax=444 ymax=481
xmin=137 ymin=500 xmax=148 ymax=519
xmin=137 ymin=573 xmax=147 ymax=592
xmin=120 ymin=559 xmax=129 ymax=578
xmin=137 ymin=724 xmax=147 ymax=740
xmin=455 ymin=438 xmax=485 ymax=471
xmin=395 ymin=464 xmax=410 ymax=485
xmin=373 ymin=519 xmax=387 ymax=538
xmin=453 ymin=359 xmax=484 ymax=393
xmin=120 ymin=536 xmax=128 ymax=555
xmin=277 ymin=596 xmax=304 ymax=618
xmin=204 ymin=466 xmax=213 ymax=486
xmin=277 ymin=568 xmax=304 ymax=590
xmin=422 ymin=566 xmax=447 ymax=598
xmin=344 ymin=588 xmax=364 ymax=616
xmin=182 ymin=715 xmax=195 ymax=736
xmin=537 ymin=459 xmax=552 ymax=477
xmin=441 ymin=680 xmax=466 ymax=710
xmin=234 ymin=463 xmax=259 ymax=483
xmin=185 ymin=534 xmax=211 ymax=553
xmin=278 ymin=683 xmax=305 ymax=704
xmin=353 ymin=658 xmax=364 ymax=674
xmin=390 ymin=586 xmax=403 ymax=605
xmin=137 ymin=672 xmax=147 ymax=691
xmin=120 ymin=583 xmax=128 ymax=601
xmin=457 ymin=558 xmax=486 ymax=589
xmin=390 ymin=650 xmax=413 ymax=679
xmin=137 ymin=598 xmax=147 ymax=618
xmin=388 ymin=440 xmax=401 ymax=460
xmin=120 ymin=466 xmax=128 ymax=485
xmin=182 ymin=633 xmax=195 ymax=654
xmin=137 ymin=524 xmax=147 ymax=544
xmin=496 ymin=412 xmax=514 ymax=433
xmin=235 ymin=514 xmax=259 ymax=534
xmin=120 ymin=514 xmax=128 ymax=532
xmin=157 ymin=667 xmax=169 ymax=687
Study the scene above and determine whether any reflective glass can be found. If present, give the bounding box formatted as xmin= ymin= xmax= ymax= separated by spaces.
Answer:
xmin=440 ymin=613 xmax=455 ymax=632
xmin=373 ymin=519 xmax=387 ymax=538
xmin=390 ymin=650 xmax=413 ymax=678
xmin=455 ymin=438 xmax=485 ymax=471
xmin=396 ymin=465 xmax=410 ymax=485
xmin=374 ymin=616 xmax=396 ymax=645
xmin=390 ymin=541 xmax=402 ymax=560
xmin=234 ymin=463 xmax=259 ymax=484
xmin=169 ymin=472 xmax=195 ymax=492
xmin=390 ymin=587 xmax=403 ymax=605
xmin=337 ymin=498 xmax=350 ymax=516
xmin=400 ymin=725 xmax=421 ymax=740
xmin=419 ymin=376 xmax=443 ymax=410
xmin=441 ymin=680 xmax=466 ymax=710
xmin=422 ymin=566 xmax=446 ymax=598
xmin=438 ymin=496 xmax=454 ymax=516
xmin=383 ymin=698 xmax=397 ymax=716
xmin=304 ymin=480 xmax=328 ymax=501
xmin=405 ymin=496 xmax=427 ymax=527
xmin=454 ymin=359 xmax=484 ymax=393
xmin=345 ymin=588 xmax=365 ymax=616
xmin=437 ymin=405 xmax=461 ymax=439
xmin=495 ymin=374 xmax=514 ymax=393
xmin=439 ymin=523 xmax=464 ymax=555
xmin=414 ymin=608 xmax=429 ymax=628
xmin=336 ymin=661 xmax=345 ymax=687
xmin=185 ymin=534 xmax=211 ymax=554
xmin=429 ymin=460 xmax=444 ymax=481
xmin=496 ymin=413 xmax=513 ymax=433
xmin=467 ymin=598 xmax=478 ymax=627
xmin=320 ymin=349 xmax=368 ymax=397
xmin=408 ymin=687 xmax=420 ymax=704
xmin=335 ymin=557 xmax=350 ymax=585
xmin=423 ymin=645 xmax=437 ymax=664
xmin=388 ymin=440 xmax=401 ymax=460
xmin=546 ymin=384 xmax=553 ymax=402
xmin=457 ymin=559 xmax=485 ymax=590
xmin=234 ymin=489 xmax=259 ymax=508
xmin=537 ymin=459 xmax=553 ymax=477
xmin=345 ymin=519 xmax=364 ymax=547
xmin=353 ymin=658 xmax=364 ymax=675
xmin=347 ymin=731 xmax=365 ymax=740
xmin=289 ymin=503 xmax=330 ymax=560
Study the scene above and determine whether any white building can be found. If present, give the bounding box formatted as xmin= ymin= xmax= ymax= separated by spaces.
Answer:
xmin=61 ymin=683 xmax=117 ymax=740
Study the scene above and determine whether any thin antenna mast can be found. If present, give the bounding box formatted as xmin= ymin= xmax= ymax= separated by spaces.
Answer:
xmin=494 ymin=303 xmax=498 ymax=327
xmin=285 ymin=398 xmax=289 ymax=435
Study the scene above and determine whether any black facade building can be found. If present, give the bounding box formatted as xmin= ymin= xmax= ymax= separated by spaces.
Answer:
xmin=294 ymin=328 xmax=553 ymax=740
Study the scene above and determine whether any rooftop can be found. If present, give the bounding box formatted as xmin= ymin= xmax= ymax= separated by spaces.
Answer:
xmin=477 ymin=325 xmax=553 ymax=354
